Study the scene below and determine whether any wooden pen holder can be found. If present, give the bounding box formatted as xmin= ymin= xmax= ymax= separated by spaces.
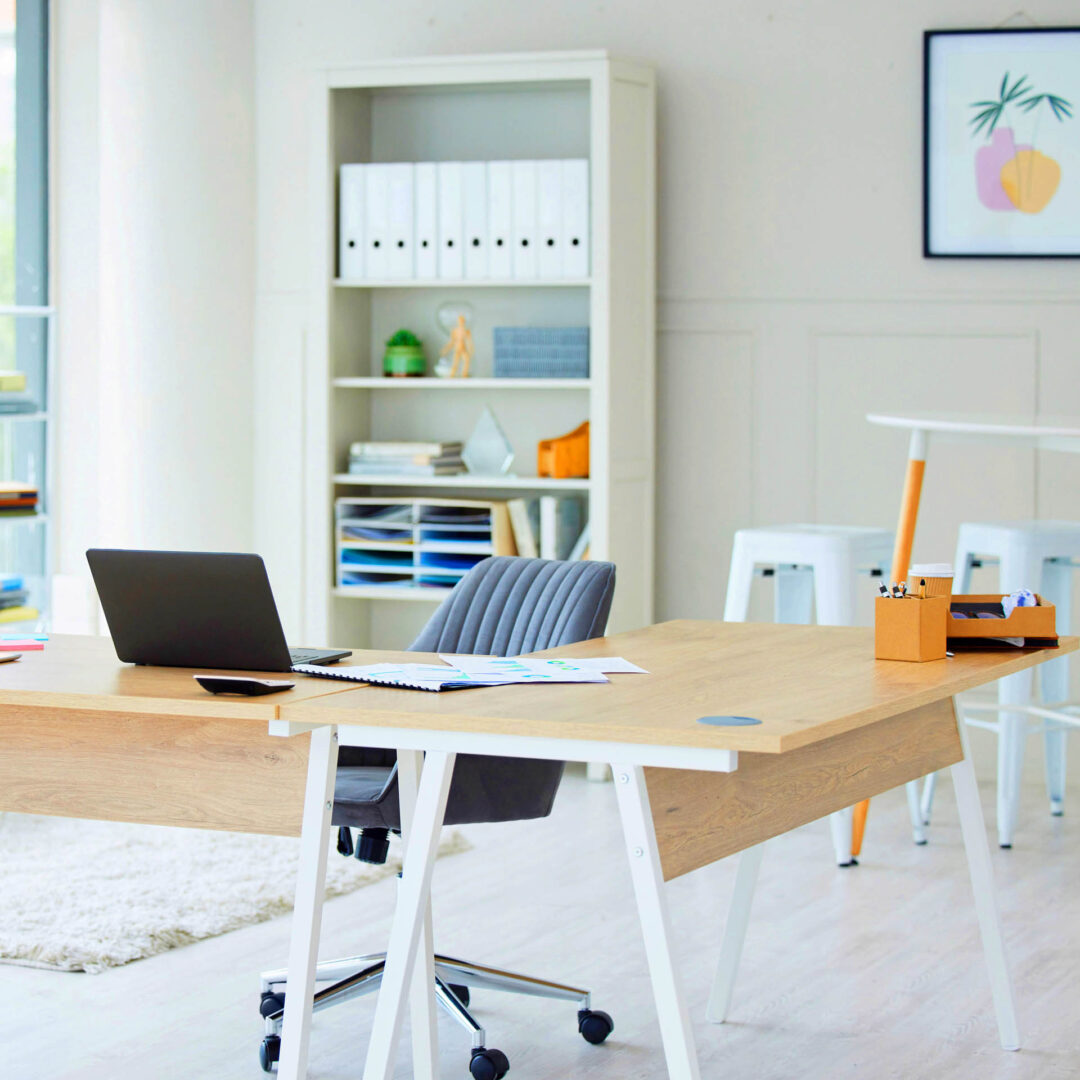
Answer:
xmin=875 ymin=595 xmax=948 ymax=662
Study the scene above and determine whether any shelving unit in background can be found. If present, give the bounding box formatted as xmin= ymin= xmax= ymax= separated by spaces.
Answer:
xmin=0 ymin=305 xmax=53 ymax=631
xmin=306 ymin=51 xmax=656 ymax=649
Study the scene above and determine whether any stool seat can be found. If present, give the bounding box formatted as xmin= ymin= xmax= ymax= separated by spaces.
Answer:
xmin=724 ymin=524 xmax=893 ymax=627
xmin=724 ymin=523 xmax=916 ymax=865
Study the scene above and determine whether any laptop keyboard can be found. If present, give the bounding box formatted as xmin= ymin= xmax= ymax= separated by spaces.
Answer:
xmin=289 ymin=648 xmax=331 ymax=664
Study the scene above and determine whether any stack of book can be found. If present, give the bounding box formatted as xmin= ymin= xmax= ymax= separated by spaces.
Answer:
xmin=348 ymin=441 xmax=465 ymax=477
xmin=0 ymin=481 xmax=37 ymax=513
xmin=0 ymin=573 xmax=37 ymax=624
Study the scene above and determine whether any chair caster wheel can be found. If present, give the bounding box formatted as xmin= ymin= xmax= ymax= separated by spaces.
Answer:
xmin=578 ymin=1008 xmax=614 ymax=1044
xmin=260 ymin=991 xmax=285 ymax=1018
xmin=470 ymin=1047 xmax=510 ymax=1079
xmin=448 ymin=982 xmax=471 ymax=1007
xmin=259 ymin=1034 xmax=280 ymax=1073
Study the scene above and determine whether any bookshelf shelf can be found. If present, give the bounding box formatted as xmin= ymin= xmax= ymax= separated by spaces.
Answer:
xmin=333 ymin=585 xmax=447 ymax=602
xmin=334 ymin=473 xmax=591 ymax=491
xmin=334 ymin=278 xmax=592 ymax=289
xmin=333 ymin=377 xmax=591 ymax=391
xmin=307 ymin=51 xmax=656 ymax=649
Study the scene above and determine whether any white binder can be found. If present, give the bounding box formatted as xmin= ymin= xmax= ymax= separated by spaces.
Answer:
xmin=487 ymin=161 xmax=513 ymax=279
xmin=364 ymin=164 xmax=390 ymax=279
xmin=536 ymin=160 xmax=563 ymax=279
xmin=385 ymin=163 xmax=414 ymax=279
xmin=437 ymin=162 xmax=464 ymax=279
xmin=561 ymin=159 xmax=590 ymax=279
xmin=338 ymin=164 xmax=366 ymax=280
xmin=414 ymin=162 xmax=438 ymax=279
xmin=462 ymin=161 xmax=488 ymax=280
xmin=511 ymin=160 xmax=538 ymax=280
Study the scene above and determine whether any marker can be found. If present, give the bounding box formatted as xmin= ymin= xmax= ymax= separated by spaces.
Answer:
xmin=891 ymin=583 xmax=903 ymax=598
xmin=918 ymin=578 xmax=927 ymax=599
xmin=878 ymin=583 xmax=891 ymax=598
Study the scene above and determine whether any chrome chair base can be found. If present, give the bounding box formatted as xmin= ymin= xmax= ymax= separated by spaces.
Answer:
xmin=259 ymin=951 xmax=594 ymax=1055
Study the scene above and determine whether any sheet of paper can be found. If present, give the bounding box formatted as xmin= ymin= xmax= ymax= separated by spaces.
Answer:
xmin=562 ymin=657 xmax=649 ymax=674
xmin=438 ymin=655 xmax=609 ymax=683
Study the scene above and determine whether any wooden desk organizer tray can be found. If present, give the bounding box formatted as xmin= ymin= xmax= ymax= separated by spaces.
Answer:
xmin=948 ymin=593 xmax=1058 ymax=647
xmin=875 ymin=595 xmax=949 ymax=662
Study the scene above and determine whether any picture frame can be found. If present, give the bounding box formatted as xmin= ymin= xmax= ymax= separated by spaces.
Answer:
xmin=924 ymin=27 xmax=1080 ymax=258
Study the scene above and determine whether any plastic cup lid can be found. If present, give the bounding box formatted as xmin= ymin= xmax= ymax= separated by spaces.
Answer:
xmin=909 ymin=563 xmax=954 ymax=577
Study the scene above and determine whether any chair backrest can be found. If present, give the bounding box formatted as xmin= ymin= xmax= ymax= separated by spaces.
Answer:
xmin=409 ymin=556 xmax=616 ymax=656
xmin=392 ymin=557 xmax=616 ymax=827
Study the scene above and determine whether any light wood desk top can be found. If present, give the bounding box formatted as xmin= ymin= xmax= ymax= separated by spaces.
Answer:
xmin=0 ymin=634 xmax=360 ymax=720
xmin=280 ymin=620 xmax=1078 ymax=753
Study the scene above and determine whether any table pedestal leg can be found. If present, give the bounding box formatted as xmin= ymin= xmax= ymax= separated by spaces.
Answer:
xmin=853 ymin=427 xmax=928 ymax=856
xmin=949 ymin=702 xmax=1020 ymax=1050
xmin=398 ymin=750 xmax=439 ymax=1080
xmin=612 ymin=763 xmax=701 ymax=1080
xmin=362 ymin=750 xmax=456 ymax=1080
xmin=278 ymin=726 xmax=339 ymax=1080
xmin=707 ymin=843 xmax=765 ymax=1024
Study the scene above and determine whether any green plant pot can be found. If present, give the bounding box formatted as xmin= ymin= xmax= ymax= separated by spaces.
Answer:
xmin=383 ymin=345 xmax=427 ymax=377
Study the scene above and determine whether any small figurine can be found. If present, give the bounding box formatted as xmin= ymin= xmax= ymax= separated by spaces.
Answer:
xmin=438 ymin=313 xmax=474 ymax=378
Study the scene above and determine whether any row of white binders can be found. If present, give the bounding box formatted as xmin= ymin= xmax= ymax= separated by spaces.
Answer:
xmin=338 ymin=160 xmax=589 ymax=282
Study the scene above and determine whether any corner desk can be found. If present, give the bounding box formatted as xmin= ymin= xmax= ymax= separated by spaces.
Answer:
xmin=0 ymin=624 xmax=1072 ymax=1079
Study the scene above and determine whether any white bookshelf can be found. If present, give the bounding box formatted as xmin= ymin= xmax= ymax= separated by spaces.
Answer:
xmin=306 ymin=51 xmax=656 ymax=649
xmin=333 ymin=377 xmax=591 ymax=391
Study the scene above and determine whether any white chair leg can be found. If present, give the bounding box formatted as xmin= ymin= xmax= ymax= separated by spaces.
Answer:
xmin=920 ymin=771 xmax=938 ymax=825
xmin=905 ymin=780 xmax=927 ymax=844
xmin=1040 ymin=557 xmax=1071 ymax=816
xmin=994 ymin=543 xmax=1044 ymax=847
xmin=707 ymin=843 xmax=764 ymax=1024
xmin=829 ymin=804 xmax=855 ymax=866
xmin=810 ymin=552 xmax=857 ymax=626
xmin=774 ymin=564 xmax=814 ymax=624
xmin=723 ymin=533 xmax=755 ymax=623
xmin=950 ymin=710 xmax=1020 ymax=1051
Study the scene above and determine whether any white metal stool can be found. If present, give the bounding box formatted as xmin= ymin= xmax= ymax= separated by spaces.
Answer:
xmin=724 ymin=524 xmax=926 ymax=864
xmin=922 ymin=521 xmax=1080 ymax=849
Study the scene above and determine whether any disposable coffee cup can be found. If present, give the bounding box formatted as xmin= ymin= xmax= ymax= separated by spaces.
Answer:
xmin=909 ymin=563 xmax=954 ymax=599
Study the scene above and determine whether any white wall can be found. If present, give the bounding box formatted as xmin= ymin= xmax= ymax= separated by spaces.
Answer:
xmin=54 ymin=0 xmax=255 ymax=578
xmin=252 ymin=0 xmax=1080 ymax=640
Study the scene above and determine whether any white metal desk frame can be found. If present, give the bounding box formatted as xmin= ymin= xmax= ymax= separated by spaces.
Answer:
xmin=867 ymin=412 xmax=1080 ymax=821
xmin=267 ymin=710 xmax=1016 ymax=1080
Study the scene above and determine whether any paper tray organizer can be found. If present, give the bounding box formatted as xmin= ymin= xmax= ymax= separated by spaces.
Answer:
xmin=948 ymin=593 xmax=1058 ymax=645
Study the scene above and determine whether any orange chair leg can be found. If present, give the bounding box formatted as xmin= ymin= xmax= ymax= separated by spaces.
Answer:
xmin=853 ymin=441 xmax=927 ymax=857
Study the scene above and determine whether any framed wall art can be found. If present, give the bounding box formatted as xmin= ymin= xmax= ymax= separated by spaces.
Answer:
xmin=924 ymin=27 xmax=1079 ymax=257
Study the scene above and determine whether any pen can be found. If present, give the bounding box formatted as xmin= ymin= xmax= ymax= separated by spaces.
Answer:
xmin=918 ymin=578 xmax=927 ymax=599
xmin=878 ymin=583 xmax=891 ymax=599
xmin=899 ymin=582 xmax=908 ymax=598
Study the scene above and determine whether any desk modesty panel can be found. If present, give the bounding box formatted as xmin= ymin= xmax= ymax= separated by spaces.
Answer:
xmin=280 ymin=621 xmax=1079 ymax=753
xmin=0 ymin=636 xmax=361 ymax=834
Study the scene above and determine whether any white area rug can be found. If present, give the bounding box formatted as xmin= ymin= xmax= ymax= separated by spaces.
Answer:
xmin=0 ymin=814 xmax=469 ymax=973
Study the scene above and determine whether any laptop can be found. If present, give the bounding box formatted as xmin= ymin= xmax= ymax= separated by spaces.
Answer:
xmin=86 ymin=549 xmax=350 ymax=671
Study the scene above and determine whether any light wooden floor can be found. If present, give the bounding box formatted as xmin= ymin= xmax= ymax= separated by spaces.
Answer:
xmin=3 ymin=764 xmax=1080 ymax=1080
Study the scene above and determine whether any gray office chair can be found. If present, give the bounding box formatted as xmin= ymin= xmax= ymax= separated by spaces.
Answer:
xmin=258 ymin=557 xmax=617 ymax=1079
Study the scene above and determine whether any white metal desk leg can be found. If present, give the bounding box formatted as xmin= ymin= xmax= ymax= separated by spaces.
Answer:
xmin=398 ymin=750 xmax=438 ymax=1080
xmin=949 ymin=709 xmax=1020 ymax=1051
xmin=612 ymin=764 xmax=701 ymax=1080
xmin=362 ymin=750 xmax=456 ymax=1080
xmin=278 ymin=725 xmax=339 ymax=1080
xmin=707 ymin=842 xmax=764 ymax=1024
